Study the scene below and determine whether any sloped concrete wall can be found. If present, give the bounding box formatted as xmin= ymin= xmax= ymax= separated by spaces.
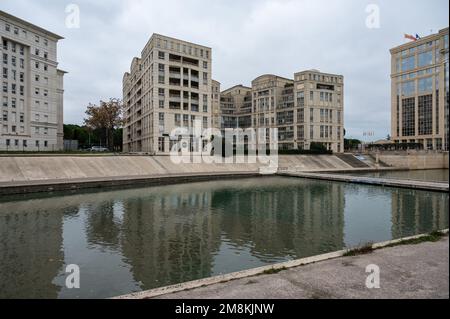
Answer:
xmin=0 ymin=154 xmax=364 ymax=183
xmin=379 ymin=153 xmax=448 ymax=170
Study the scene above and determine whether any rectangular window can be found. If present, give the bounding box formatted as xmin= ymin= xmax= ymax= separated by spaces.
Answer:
xmin=418 ymin=94 xmax=432 ymax=135
xmin=402 ymin=97 xmax=415 ymax=136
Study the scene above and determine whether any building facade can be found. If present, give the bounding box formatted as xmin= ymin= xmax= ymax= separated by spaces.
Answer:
xmin=221 ymin=70 xmax=344 ymax=153
xmin=123 ymin=34 xmax=212 ymax=154
xmin=390 ymin=27 xmax=449 ymax=151
xmin=211 ymin=79 xmax=221 ymax=130
xmin=0 ymin=11 xmax=65 ymax=151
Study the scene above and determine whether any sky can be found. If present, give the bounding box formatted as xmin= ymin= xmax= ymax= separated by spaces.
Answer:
xmin=1 ymin=0 xmax=448 ymax=141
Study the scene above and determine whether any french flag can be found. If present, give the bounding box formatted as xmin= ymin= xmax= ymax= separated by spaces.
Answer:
xmin=404 ymin=34 xmax=417 ymax=41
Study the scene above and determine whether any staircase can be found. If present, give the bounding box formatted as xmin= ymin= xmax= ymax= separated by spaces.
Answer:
xmin=335 ymin=154 xmax=370 ymax=168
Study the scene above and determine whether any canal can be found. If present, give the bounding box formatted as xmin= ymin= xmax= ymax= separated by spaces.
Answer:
xmin=0 ymin=176 xmax=448 ymax=298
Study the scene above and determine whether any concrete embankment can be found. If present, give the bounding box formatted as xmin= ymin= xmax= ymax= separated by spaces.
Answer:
xmin=279 ymin=171 xmax=449 ymax=192
xmin=0 ymin=153 xmax=447 ymax=194
xmin=116 ymin=232 xmax=449 ymax=299
xmin=0 ymin=154 xmax=364 ymax=194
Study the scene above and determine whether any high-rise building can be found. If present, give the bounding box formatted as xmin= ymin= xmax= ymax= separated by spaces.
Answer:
xmin=218 ymin=70 xmax=344 ymax=153
xmin=123 ymin=34 xmax=212 ymax=153
xmin=211 ymin=79 xmax=221 ymax=130
xmin=123 ymin=34 xmax=344 ymax=154
xmin=390 ymin=27 xmax=449 ymax=150
xmin=0 ymin=10 xmax=65 ymax=151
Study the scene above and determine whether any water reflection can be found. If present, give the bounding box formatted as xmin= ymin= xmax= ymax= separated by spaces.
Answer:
xmin=0 ymin=177 xmax=448 ymax=298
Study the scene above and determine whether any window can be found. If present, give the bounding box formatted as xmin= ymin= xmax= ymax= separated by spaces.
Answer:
xmin=11 ymin=56 xmax=16 ymax=67
xmin=19 ymin=86 xmax=24 ymax=96
xmin=44 ymin=39 xmax=48 ymax=46
xmin=23 ymin=140 xmax=27 ymax=147
xmin=174 ymin=114 xmax=181 ymax=126
xmin=158 ymin=51 xmax=165 ymax=59
xmin=203 ymin=61 xmax=208 ymax=69
xmin=44 ymin=140 xmax=48 ymax=147
xmin=418 ymin=76 xmax=433 ymax=93
xmin=43 ymin=90 xmax=48 ymax=97
xmin=2 ymin=53 xmax=7 ymax=64
xmin=44 ymin=64 xmax=48 ymax=71
xmin=203 ymin=72 xmax=208 ymax=85
xmin=402 ymin=97 xmax=415 ymax=136
xmin=35 ymin=48 xmax=40 ymax=56
xmin=2 ymin=96 xmax=7 ymax=107
xmin=19 ymin=72 xmax=24 ymax=82
xmin=19 ymin=46 xmax=24 ymax=55
xmin=418 ymin=51 xmax=433 ymax=67
xmin=401 ymin=80 xmax=415 ymax=96
xmin=5 ymin=24 xmax=10 ymax=32
xmin=11 ymin=43 xmax=16 ymax=53
xmin=35 ymin=35 xmax=40 ymax=43
xmin=35 ymin=88 xmax=40 ymax=95
xmin=11 ymin=98 xmax=16 ymax=108
xmin=310 ymin=108 xmax=314 ymax=122
xmin=310 ymin=91 xmax=314 ymax=101
xmin=20 ymin=59 xmax=24 ymax=69
xmin=2 ymin=67 xmax=7 ymax=79
xmin=310 ymin=125 xmax=314 ymax=139
xmin=35 ymin=62 xmax=40 ymax=69
xmin=19 ymin=113 xmax=24 ymax=123
xmin=2 ymin=39 xmax=7 ymax=50
xmin=401 ymin=55 xmax=415 ymax=72
xmin=36 ymin=140 xmax=40 ymax=147
xmin=44 ymin=52 xmax=48 ymax=59
xmin=35 ymin=74 xmax=40 ymax=82
xmin=11 ymin=84 xmax=16 ymax=94
xmin=418 ymin=94 xmax=432 ymax=135
xmin=3 ymin=82 xmax=7 ymax=93
xmin=14 ymin=27 xmax=19 ymax=35
xmin=203 ymin=116 xmax=208 ymax=128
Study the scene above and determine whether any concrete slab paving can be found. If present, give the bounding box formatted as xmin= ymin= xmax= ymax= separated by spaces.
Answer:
xmin=151 ymin=237 xmax=449 ymax=299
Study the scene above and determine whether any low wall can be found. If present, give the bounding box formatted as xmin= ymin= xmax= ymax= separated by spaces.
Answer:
xmin=0 ymin=154 xmax=360 ymax=184
xmin=379 ymin=152 xmax=449 ymax=170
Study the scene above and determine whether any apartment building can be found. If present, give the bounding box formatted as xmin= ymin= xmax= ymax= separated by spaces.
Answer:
xmin=211 ymin=79 xmax=221 ymax=130
xmin=390 ymin=27 xmax=449 ymax=151
xmin=0 ymin=10 xmax=65 ymax=151
xmin=220 ymin=84 xmax=252 ymax=132
xmin=123 ymin=34 xmax=212 ymax=154
xmin=221 ymin=70 xmax=344 ymax=153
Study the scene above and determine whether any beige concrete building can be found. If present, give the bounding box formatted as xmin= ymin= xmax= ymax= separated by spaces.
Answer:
xmin=220 ymin=84 xmax=252 ymax=132
xmin=223 ymin=70 xmax=344 ymax=152
xmin=211 ymin=79 xmax=221 ymax=130
xmin=123 ymin=34 xmax=212 ymax=154
xmin=0 ymin=10 xmax=65 ymax=151
xmin=390 ymin=27 xmax=449 ymax=151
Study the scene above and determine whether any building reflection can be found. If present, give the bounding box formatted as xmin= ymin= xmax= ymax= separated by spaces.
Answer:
xmin=391 ymin=190 xmax=449 ymax=238
xmin=213 ymin=180 xmax=346 ymax=260
xmin=0 ymin=200 xmax=68 ymax=298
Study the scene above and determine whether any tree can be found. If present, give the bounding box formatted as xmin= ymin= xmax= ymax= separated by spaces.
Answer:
xmin=84 ymin=98 xmax=123 ymax=150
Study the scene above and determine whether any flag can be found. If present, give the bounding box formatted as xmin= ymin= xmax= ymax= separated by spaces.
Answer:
xmin=404 ymin=34 xmax=417 ymax=41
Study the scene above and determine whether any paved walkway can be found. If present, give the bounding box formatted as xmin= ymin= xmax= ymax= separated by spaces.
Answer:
xmin=279 ymin=171 xmax=449 ymax=192
xmin=151 ymin=237 xmax=449 ymax=299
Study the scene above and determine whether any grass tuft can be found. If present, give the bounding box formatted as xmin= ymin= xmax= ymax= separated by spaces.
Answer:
xmin=343 ymin=242 xmax=374 ymax=257
xmin=262 ymin=267 xmax=287 ymax=275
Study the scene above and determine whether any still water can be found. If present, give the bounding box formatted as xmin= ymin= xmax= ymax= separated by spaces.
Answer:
xmin=339 ymin=169 xmax=449 ymax=182
xmin=0 ymin=176 xmax=448 ymax=298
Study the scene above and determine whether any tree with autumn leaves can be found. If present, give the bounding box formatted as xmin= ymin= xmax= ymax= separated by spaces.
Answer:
xmin=84 ymin=98 xmax=124 ymax=150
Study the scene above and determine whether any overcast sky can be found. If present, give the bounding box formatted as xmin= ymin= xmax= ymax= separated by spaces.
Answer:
xmin=1 ymin=0 xmax=448 ymax=141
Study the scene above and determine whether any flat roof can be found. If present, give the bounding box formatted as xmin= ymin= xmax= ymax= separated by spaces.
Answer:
xmin=390 ymin=27 xmax=448 ymax=54
xmin=0 ymin=10 xmax=64 ymax=40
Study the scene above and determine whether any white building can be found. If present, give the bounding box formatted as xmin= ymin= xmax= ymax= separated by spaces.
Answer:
xmin=0 ymin=10 xmax=65 ymax=151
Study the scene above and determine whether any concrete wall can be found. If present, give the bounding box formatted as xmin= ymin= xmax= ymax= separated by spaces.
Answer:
xmin=0 ymin=155 xmax=358 ymax=183
xmin=379 ymin=152 xmax=449 ymax=170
